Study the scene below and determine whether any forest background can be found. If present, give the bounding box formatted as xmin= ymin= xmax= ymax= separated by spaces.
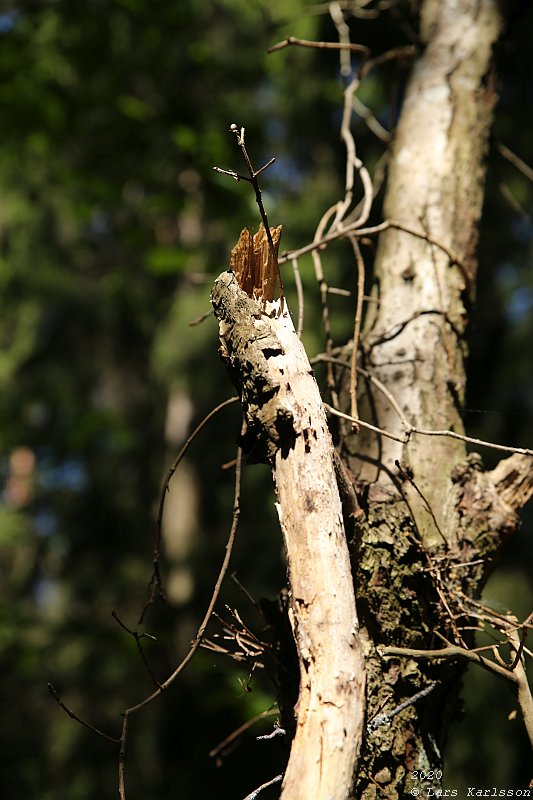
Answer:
xmin=0 ymin=1 xmax=532 ymax=798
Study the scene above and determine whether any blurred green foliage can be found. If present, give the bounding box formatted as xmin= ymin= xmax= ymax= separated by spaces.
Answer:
xmin=0 ymin=1 xmax=531 ymax=798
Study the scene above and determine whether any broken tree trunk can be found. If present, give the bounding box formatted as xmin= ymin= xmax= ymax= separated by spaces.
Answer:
xmin=211 ymin=270 xmax=365 ymax=800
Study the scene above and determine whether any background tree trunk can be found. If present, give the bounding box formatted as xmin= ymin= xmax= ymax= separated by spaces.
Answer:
xmin=337 ymin=1 xmax=533 ymax=795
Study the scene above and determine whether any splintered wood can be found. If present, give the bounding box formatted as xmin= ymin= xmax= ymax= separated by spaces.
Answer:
xmin=230 ymin=224 xmax=282 ymax=303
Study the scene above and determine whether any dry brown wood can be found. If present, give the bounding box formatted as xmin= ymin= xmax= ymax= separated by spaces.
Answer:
xmin=487 ymin=453 xmax=533 ymax=512
xmin=211 ymin=270 xmax=365 ymax=800
xmin=229 ymin=224 xmax=282 ymax=303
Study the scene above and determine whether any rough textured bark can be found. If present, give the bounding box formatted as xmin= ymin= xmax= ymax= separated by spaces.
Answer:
xmin=211 ymin=272 xmax=366 ymax=800
xmin=351 ymin=0 xmax=503 ymax=532
xmin=335 ymin=1 xmax=533 ymax=796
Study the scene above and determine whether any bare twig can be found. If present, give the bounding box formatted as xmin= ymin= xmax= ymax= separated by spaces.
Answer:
xmin=188 ymin=308 xmax=213 ymax=327
xmin=508 ymin=628 xmax=533 ymax=747
xmin=499 ymin=182 xmax=532 ymax=221
xmin=278 ymin=219 xmax=463 ymax=271
xmin=366 ymin=681 xmax=438 ymax=732
xmin=312 ymin=354 xmax=411 ymax=429
xmin=48 ymin=683 xmax=120 ymax=744
xmin=111 ymin=610 xmax=161 ymax=689
xmin=257 ymin=725 xmax=286 ymax=740
xmin=348 ymin=236 xmax=365 ymax=429
xmin=409 ymin=426 xmax=533 ymax=457
xmin=352 ymin=93 xmax=391 ymax=142
xmin=360 ymin=45 xmax=416 ymax=80
xmin=139 ymin=395 xmax=239 ymax=624
xmin=290 ymin=256 xmax=305 ymax=337
xmin=324 ymin=402 xmax=407 ymax=443
xmin=378 ymin=643 xmax=518 ymax=683
xmin=379 ymin=639 xmax=533 ymax=749
xmin=209 ymin=708 xmax=278 ymax=761
xmin=242 ymin=774 xmax=284 ymax=800
xmin=497 ymin=142 xmax=533 ymax=183
xmin=312 ymin=204 xmax=343 ymax=405
xmin=509 ymin=613 xmax=532 ymax=671
xmin=268 ymin=35 xmax=369 ymax=57
xmin=395 ymin=460 xmax=448 ymax=547
xmin=119 ymin=711 xmax=128 ymax=800
xmin=214 ymin=124 xmax=284 ymax=304
xmin=324 ymin=399 xmax=533 ymax=458
xmin=329 ymin=1 xmax=353 ymax=78
xmin=118 ymin=427 xmax=245 ymax=798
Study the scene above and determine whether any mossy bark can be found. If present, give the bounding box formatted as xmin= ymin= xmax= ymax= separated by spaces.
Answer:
xmin=338 ymin=2 xmax=533 ymax=796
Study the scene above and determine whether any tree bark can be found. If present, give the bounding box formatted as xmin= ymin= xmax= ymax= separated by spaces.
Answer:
xmin=335 ymin=1 xmax=533 ymax=795
xmin=211 ymin=272 xmax=366 ymax=800
xmin=350 ymin=0 xmax=503 ymax=539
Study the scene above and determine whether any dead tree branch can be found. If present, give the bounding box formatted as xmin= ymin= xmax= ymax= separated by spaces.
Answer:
xmin=211 ymin=271 xmax=366 ymax=800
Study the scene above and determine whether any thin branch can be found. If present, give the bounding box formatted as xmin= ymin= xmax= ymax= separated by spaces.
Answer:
xmin=257 ymin=725 xmax=286 ymax=740
xmin=312 ymin=203 xmax=343 ymax=407
xmin=380 ymin=639 xmax=533 ymax=749
xmin=278 ymin=219 xmax=463 ymax=271
xmin=366 ymin=681 xmax=438 ymax=732
xmin=212 ymin=165 xmax=250 ymax=183
xmin=118 ymin=427 xmax=245 ymax=798
xmin=351 ymin=93 xmax=391 ymax=142
xmin=323 ymin=387 xmax=533 ymax=458
xmin=497 ymin=142 xmax=533 ymax=183
xmin=358 ymin=366 xmax=410 ymax=429
xmin=348 ymin=236 xmax=365 ymax=429
xmin=242 ymin=774 xmax=284 ymax=800
xmin=230 ymin=571 xmax=261 ymax=610
xmin=139 ymin=395 xmax=239 ymax=624
xmin=268 ymin=35 xmax=370 ymax=57
xmin=395 ymin=460 xmax=448 ymax=547
xmin=111 ymin=610 xmax=161 ymax=689
xmin=229 ymin=124 xmax=284 ymax=303
xmin=209 ymin=708 xmax=278 ymax=761
xmin=499 ymin=181 xmax=532 ymax=222
xmin=509 ymin=613 xmax=532 ymax=671
xmin=311 ymin=354 xmax=412 ymax=430
xmin=360 ymin=44 xmax=416 ymax=80
xmin=48 ymin=683 xmax=120 ymax=744
xmin=329 ymin=1 xmax=353 ymax=77
xmin=324 ymin=402 xmax=407 ymax=443
xmin=409 ymin=426 xmax=533 ymax=457
xmin=378 ymin=644 xmax=518 ymax=683
xmin=290 ymin=256 xmax=305 ymax=338
xmin=119 ymin=712 xmax=128 ymax=800
xmin=508 ymin=628 xmax=533 ymax=748
xmin=188 ymin=308 xmax=213 ymax=327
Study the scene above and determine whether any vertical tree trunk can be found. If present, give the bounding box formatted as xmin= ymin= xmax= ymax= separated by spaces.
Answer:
xmin=351 ymin=0 xmax=502 ymax=541
xmin=338 ymin=1 xmax=532 ymax=795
